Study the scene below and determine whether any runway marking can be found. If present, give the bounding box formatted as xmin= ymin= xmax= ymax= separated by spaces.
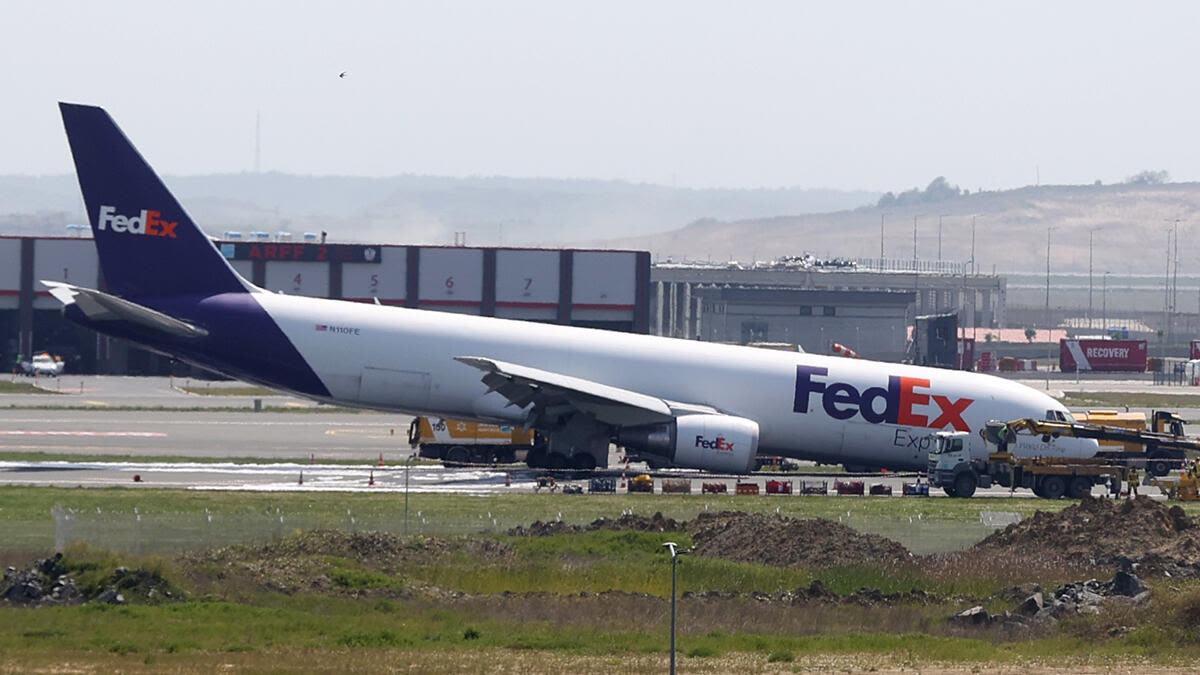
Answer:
xmin=82 ymin=400 xmax=110 ymax=406
xmin=0 ymin=431 xmax=166 ymax=437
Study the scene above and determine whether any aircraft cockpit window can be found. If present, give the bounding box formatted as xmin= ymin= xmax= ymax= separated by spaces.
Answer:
xmin=1044 ymin=410 xmax=1068 ymax=422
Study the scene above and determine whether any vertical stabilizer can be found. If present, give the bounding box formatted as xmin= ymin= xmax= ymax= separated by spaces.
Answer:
xmin=59 ymin=102 xmax=249 ymax=298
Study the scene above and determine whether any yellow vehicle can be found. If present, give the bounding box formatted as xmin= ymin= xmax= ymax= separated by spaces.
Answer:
xmin=1151 ymin=458 xmax=1200 ymax=500
xmin=930 ymin=413 xmax=1200 ymax=498
xmin=1076 ymin=410 xmax=1187 ymax=466
xmin=408 ymin=417 xmax=539 ymax=466
xmin=628 ymin=474 xmax=654 ymax=493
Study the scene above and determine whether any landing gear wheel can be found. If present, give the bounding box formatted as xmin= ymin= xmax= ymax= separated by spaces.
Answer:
xmin=444 ymin=446 xmax=470 ymax=466
xmin=570 ymin=453 xmax=597 ymax=471
xmin=952 ymin=472 xmax=977 ymax=498
xmin=1039 ymin=475 xmax=1067 ymax=500
xmin=1148 ymin=454 xmax=1172 ymax=477
xmin=546 ymin=452 xmax=568 ymax=470
xmin=1068 ymin=476 xmax=1093 ymax=499
xmin=526 ymin=449 xmax=548 ymax=469
xmin=942 ymin=486 xmax=958 ymax=497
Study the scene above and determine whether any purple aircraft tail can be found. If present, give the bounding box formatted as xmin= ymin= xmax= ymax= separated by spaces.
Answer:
xmin=59 ymin=102 xmax=249 ymax=299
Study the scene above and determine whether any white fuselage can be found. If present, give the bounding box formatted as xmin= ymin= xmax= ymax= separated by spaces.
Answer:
xmin=253 ymin=292 xmax=1091 ymax=470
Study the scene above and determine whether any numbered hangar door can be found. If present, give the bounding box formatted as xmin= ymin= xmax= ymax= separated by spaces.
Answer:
xmin=572 ymin=251 xmax=646 ymax=331
xmin=342 ymin=245 xmax=404 ymax=304
xmin=418 ymin=247 xmax=483 ymax=314
xmin=494 ymin=249 xmax=559 ymax=321
xmin=32 ymin=239 xmax=100 ymax=309
xmin=0 ymin=238 xmax=20 ymax=310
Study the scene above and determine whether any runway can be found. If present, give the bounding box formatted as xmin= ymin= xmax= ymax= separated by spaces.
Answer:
xmin=0 ymin=374 xmax=1187 ymax=496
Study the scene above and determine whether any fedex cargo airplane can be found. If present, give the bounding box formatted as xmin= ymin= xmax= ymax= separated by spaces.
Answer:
xmin=46 ymin=103 xmax=1096 ymax=486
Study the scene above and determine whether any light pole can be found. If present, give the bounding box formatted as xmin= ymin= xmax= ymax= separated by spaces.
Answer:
xmin=404 ymin=452 xmax=411 ymax=536
xmin=1045 ymin=226 xmax=1055 ymax=330
xmin=1102 ymin=271 xmax=1110 ymax=336
xmin=1087 ymin=227 xmax=1100 ymax=324
xmin=938 ymin=214 xmax=950 ymax=262
xmin=913 ymin=214 xmax=922 ymax=264
xmin=880 ymin=212 xmax=891 ymax=261
xmin=970 ymin=215 xmax=977 ymax=276
xmin=663 ymin=542 xmax=690 ymax=675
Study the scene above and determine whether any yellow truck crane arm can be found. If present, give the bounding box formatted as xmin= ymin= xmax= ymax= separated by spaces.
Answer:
xmin=995 ymin=417 xmax=1200 ymax=454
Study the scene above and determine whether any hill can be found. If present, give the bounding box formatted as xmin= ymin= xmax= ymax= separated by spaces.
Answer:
xmin=0 ymin=173 xmax=876 ymax=247
xmin=600 ymin=182 xmax=1200 ymax=275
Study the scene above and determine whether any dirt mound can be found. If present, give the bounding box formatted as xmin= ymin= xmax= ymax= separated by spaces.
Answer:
xmin=689 ymin=511 xmax=913 ymax=568
xmin=1 ymin=553 xmax=183 ymax=607
xmin=509 ymin=511 xmax=910 ymax=568
xmin=508 ymin=512 xmax=683 ymax=537
xmin=587 ymin=512 xmax=683 ymax=533
xmin=972 ymin=496 xmax=1200 ymax=573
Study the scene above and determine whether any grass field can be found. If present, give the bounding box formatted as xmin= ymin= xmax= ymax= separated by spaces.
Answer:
xmin=1060 ymin=391 xmax=1200 ymax=409
xmin=5 ymin=485 xmax=1200 ymax=671
xmin=0 ymin=380 xmax=56 ymax=394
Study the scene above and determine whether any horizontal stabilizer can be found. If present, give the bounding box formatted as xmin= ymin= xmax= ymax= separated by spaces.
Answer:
xmin=42 ymin=281 xmax=208 ymax=338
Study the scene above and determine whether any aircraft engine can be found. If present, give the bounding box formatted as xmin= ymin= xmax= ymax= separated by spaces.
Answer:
xmin=618 ymin=414 xmax=758 ymax=474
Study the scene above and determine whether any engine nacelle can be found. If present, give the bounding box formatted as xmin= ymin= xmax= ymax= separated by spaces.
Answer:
xmin=618 ymin=414 xmax=758 ymax=474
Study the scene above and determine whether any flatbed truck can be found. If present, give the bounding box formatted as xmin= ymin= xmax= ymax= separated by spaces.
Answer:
xmin=929 ymin=414 xmax=1200 ymax=498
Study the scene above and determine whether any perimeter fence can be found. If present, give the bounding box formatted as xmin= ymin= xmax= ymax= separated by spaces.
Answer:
xmin=45 ymin=505 xmax=1024 ymax=556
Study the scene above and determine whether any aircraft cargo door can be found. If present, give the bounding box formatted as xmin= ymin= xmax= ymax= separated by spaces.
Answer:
xmin=359 ymin=367 xmax=431 ymax=409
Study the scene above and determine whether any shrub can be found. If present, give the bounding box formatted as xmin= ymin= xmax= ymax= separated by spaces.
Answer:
xmin=767 ymin=650 xmax=795 ymax=663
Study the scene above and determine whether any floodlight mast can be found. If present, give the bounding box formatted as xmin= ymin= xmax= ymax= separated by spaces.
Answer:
xmin=663 ymin=542 xmax=690 ymax=675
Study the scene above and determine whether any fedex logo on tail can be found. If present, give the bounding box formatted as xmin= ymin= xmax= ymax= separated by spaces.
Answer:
xmin=793 ymin=365 xmax=973 ymax=431
xmin=97 ymin=206 xmax=178 ymax=238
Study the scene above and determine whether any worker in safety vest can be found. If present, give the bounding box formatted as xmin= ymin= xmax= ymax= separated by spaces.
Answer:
xmin=1128 ymin=467 xmax=1139 ymax=498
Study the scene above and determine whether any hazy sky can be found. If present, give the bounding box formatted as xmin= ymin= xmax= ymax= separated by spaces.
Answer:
xmin=4 ymin=1 xmax=1200 ymax=191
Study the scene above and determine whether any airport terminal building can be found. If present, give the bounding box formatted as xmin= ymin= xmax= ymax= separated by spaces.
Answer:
xmin=2 ymin=235 xmax=1006 ymax=373
xmin=0 ymin=236 xmax=650 ymax=375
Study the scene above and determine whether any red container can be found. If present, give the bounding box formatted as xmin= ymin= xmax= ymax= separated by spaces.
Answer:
xmin=1191 ymin=339 xmax=1200 ymax=360
xmin=1059 ymin=339 xmax=1147 ymax=373
xmin=957 ymin=338 xmax=976 ymax=371
xmin=835 ymin=480 xmax=864 ymax=495
xmin=765 ymin=480 xmax=793 ymax=495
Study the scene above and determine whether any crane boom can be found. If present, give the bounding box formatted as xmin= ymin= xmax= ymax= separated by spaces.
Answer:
xmin=999 ymin=417 xmax=1200 ymax=454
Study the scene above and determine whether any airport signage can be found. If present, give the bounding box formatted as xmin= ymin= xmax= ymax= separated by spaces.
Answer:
xmin=1059 ymin=339 xmax=1147 ymax=372
xmin=222 ymin=243 xmax=381 ymax=263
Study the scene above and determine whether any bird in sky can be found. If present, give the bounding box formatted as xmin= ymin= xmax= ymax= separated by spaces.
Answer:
xmin=338 ymin=71 xmax=347 ymax=79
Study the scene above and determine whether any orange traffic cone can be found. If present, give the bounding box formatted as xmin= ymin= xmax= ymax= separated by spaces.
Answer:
xmin=505 ymin=472 xmax=511 ymax=487
xmin=377 ymin=452 xmax=385 ymax=467
xmin=298 ymin=470 xmax=304 ymax=485
xmin=368 ymin=470 xmax=375 ymax=486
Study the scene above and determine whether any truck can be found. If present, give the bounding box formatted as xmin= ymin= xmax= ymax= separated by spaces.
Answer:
xmin=929 ymin=429 xmax=1128 ymax=499
xmin=1076 ymin=409 xmax=1188 ymax=476
xmin=408 ymin=416 xmax=541 ymax=466
xmin=928 ymin=415 xmax=1200 ymax=498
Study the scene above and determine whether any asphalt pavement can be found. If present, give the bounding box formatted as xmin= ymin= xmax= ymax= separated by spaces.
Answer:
xmin=0 ymin=373 xmax=1189 ymax=496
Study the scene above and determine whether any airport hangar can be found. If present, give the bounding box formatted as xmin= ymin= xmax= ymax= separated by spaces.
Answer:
xmin=653 ymin=260 xmax=1006 ymax=363
xmin=1 ymin=236 xmax=1004 ymax=373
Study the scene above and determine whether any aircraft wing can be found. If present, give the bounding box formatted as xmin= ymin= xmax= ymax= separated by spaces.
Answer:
xmin=455 ymin=356 xmax=717 ymax=428
xmin=42 ymin=281 xmax=209 ymax=339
